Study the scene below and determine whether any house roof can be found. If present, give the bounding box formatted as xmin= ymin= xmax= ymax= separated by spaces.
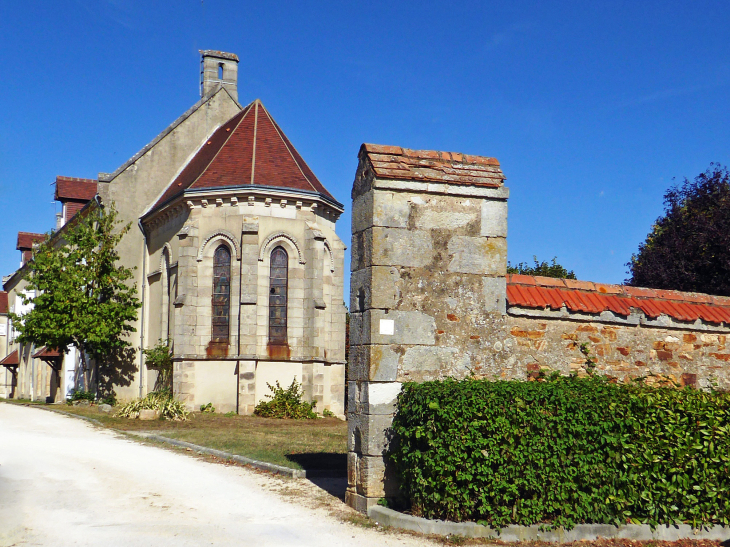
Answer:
xmin=32 ymin=346 xmax=62 ymax=359
xmin=0 ymin=292 xmax=7 ymax=314
xmin=507 ymin=274 xmax=730 ymax=325
xmin=54 ymin=176 xmax=97 ymax=201
xmin=151 ymin=99 xmax=338 ymax=211
xmin=17 ymin=232 xmax=46 ymax=251
xmin=359 ymin=144 xmax=505 ymax=187
xmin=0 ymin=350 xmax=18 ymax=367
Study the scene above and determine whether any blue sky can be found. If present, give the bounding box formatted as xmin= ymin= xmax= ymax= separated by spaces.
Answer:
xmin=1 ymin=1 xmax=729 ymax=291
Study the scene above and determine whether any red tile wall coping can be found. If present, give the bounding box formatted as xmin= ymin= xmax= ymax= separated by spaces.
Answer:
xmin=16 ymin=232 xmax=46 ymax=250
xmin=507 ymin=274 xmax=730 ymax=325
xmin=0 ymin=291 xmax=7 ymax=314
xmin=360 ymin=143 xmax=505 ymax=187
xmin=54 ymin=176 xmax=98 ymax=201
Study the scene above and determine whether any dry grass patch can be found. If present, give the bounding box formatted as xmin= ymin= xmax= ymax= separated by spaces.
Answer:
xmin=17 ymin=402 xmax=347 ymax=473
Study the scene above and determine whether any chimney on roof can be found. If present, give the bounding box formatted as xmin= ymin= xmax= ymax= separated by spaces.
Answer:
xmin=200 ymin=50 xmax=239 ymax=101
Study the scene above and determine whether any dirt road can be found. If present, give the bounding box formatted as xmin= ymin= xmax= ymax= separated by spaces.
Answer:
xmin=0 ymin=403 xmax=433 ymax=547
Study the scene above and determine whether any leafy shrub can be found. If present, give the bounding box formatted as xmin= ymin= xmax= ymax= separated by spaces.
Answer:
xmin=143 ymin=339 xmax=173 ymax=390
xmin=200 ymin=402 xmax=215 ymax=413
xmin=254 ymin=379 xmax=318 ymax=419
xmin=223 ymin=411 xmax=236 ymax=417
xmin=99 ymin=393 xmax=117 ymax=406
xmin=114 ymin=388 xmax=189 ymax=421
xmin=389 ymin=375 xmax=730 ymax=530
xmin=322 ymin=408 xmax=336 ymax=418
xmin=67 ymin=389 xmax=96 ymax=403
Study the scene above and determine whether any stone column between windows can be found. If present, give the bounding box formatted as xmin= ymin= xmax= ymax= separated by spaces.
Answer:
xmin=238 ymin=219 xmax=259 ymax=414
xmin=172 ymin=220 xmax=199 ymax=407
xmin=305 ymin=224 xmax=327 ymax=408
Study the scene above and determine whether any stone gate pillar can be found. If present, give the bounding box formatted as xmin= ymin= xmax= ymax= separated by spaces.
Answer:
xmin=346 ymin=144 xmax=509 ymax=511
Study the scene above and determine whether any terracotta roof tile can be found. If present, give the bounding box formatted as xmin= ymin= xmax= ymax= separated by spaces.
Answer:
xmin=508 ymin=274 xmax=536 ymax=285
xmin=54 ymin=177 xmax=97 ymax=202
xmin=594 ymin=283 xmax=622 ymax=295
xmin=0 ymin=292 xmax=7 ymax=314
xmin=360 ymin=144 xmax=505 ymax=187
xmin=531 ymin=275 xmax=565 ymax=287
xmin=17 ymin=232 xmax=46 ymax=250
xmin=507 ymin=275 xmax=730 ymax=326
xmin=152 ymin=100 xmax=338 ymax=212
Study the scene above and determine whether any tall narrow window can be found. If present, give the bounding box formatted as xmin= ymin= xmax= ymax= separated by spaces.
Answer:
xmin=212 ymin=245 xmax=231 ymax=342
xmin=269 ymin=246 xmax=288 ymax=344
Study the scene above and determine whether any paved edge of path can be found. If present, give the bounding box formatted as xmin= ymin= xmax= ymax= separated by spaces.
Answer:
xmin=369 ymin=506 xmax=730 ymax=543
xmin=3 ymin=403 xmax=306 ymax=478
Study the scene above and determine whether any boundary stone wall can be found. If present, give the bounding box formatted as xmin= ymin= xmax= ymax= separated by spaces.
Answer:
xmin=346 ymin=143 xmax=730 ymax=513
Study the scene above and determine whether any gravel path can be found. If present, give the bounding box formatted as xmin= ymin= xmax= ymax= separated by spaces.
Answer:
xmin=0 ymin=403 xmax=433 ymax=547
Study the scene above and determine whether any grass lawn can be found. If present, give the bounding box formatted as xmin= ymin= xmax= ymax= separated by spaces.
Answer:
xmin=5 ymin=401 xmax=347 ymax=474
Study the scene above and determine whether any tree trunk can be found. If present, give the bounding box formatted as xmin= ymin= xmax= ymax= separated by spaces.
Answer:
xmin=80 ymin=347 xmax=89 ymax=392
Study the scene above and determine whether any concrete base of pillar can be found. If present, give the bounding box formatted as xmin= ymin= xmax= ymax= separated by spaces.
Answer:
xmin=345 ymin=489 xmax=379 ymax=513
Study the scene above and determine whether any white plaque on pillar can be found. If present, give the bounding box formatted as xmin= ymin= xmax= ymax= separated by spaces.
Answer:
xmin=379 ymin=319 xmax=394 ymax=335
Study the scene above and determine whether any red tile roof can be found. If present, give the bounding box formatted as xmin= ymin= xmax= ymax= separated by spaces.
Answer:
xmin=0 ymin=292 xmax=7 ymax=314
xmin=0 ymin=350 xmax=18 ymax=367
xmin=359 ymin=144 xmax=505 ymax=187
xmin=17 ymin=232 xmax=46 ymax=251
xmin=152 ymin=100 xmax=337 ymax=211
xmin=507 ymin=274 xmax=730 ymax=325
xmin=32 ymin=346 xmax=62 ymax=359
xmin=54 ymin=176 xmax=98 ymax=202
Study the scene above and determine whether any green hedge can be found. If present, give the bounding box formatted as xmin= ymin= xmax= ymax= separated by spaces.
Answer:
xmin=388 ymin=375 xmax=730 ymax=529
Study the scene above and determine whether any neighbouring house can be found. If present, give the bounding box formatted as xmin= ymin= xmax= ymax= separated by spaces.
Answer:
xmin=0 ymin=291 xmax=11 ymax=398
xmin=1 ymin=50 xmax=347 ymax=415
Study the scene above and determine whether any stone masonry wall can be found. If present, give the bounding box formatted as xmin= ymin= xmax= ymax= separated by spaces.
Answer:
xmin=346 ymin=150 xmax=509 ymax=511
xmin=506 ymin=313 xmax=730 ymax=389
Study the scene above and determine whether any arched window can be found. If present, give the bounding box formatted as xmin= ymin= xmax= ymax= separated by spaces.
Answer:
xmin=212 ymin=245 xmax=231 ymax=342
xmin=218 ymin=63 xmax=224 ymax=79
xmin=269 ymin=246 xmax=288 ymax=344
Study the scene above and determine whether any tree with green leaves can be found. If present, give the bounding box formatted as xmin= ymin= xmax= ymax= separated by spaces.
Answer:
xmin=9 ymin=201 xmax=141 ymax=393
xmin=507 ymin=256 xmax=576 ymax=279
xmin=626 ymin=164 xmax=730 ymax=295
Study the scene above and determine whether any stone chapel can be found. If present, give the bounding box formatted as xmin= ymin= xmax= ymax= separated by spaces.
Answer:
xmin=1 ymin=51 xmax=347 ymax=416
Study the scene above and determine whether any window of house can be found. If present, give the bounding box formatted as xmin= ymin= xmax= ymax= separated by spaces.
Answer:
xmin=212 ymin=245 xmax=231 ymax=342
xmin=269 ymin=246 xmax=288 ymax=344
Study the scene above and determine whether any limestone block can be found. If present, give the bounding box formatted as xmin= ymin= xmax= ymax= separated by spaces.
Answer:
xmin=415 ymin=207 xmax=479 ymax=231
xmin=350 ymin=309 xmax=436 ymax=346
xmin=352 ymin=191 xmax=414 ymax=232
xmin=447 ymin=236 xmax=506 ymax=275
xmin=355 ymin=454 xmax=400 ymax=497
xmin=345 ymin=491 xmax=379 ymax=513
xmin=483 ymin=276 xmax=507 ymax=314
xmin=372 ymin=227 xmax=433 ymax=268
xmin=138 ymin=409 xmax=159 ymax=420
xmin=348 ymin=412 xmax=395 ymax=456
xmin=348 ymin=344 xmax=400 ymax=382
xmin=350 ymin=381 xmax=402 ymax=415
xmin=347 ymin=451 xmax=358 ymax=488
xmin=400 ymin=345 xmax=470 ymax=379
xmin=352 ymin=228 xmax=434 ymax=271
xmin=350 ymin=266 xmax=401 ymax=312
xmin=480 ymin=200 xmax=508 ymax=237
